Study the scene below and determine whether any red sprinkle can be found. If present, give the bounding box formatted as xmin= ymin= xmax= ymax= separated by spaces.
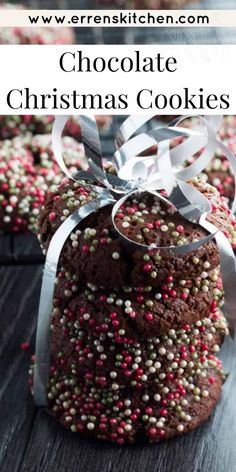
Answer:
xmin=49 ymin=212 xmax=56 ymax=222
xmin=143 ymin=263 xmax=152 ymax=272
xmin=209 ymin=376 xmax=215 ymax=385
xmin=82 ymin=245 xmax=89 ymax=253
xmin=149 ymin=427 xmax=157 ymax=436
xmin=20 ymin=342 xmax=29 ymax=351
xmin=145 ymin=312 xmax=154 ymax=321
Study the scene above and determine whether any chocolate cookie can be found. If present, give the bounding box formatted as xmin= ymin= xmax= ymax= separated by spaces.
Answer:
xmin=0 ymin=135 xmax=86 ymax=233
xmin=38 ymin=177 xmax=236 ymax=288
xmin=64 ymin=115 xmax=112 ymax=142
xmin=0 ymin=115 xmax=112 ymax=141
xmin=43 ymin=361 xmax=224 ymax=444
xmin=53 ymin=266 xmax=223 ymax=338
xmin=51 ymin=293 xmax=227 ymax=389
xmin=204 ymin=160 xmax=234 ymax=204
xmin=0 ymin=116 xmax=54 ymax=140
xmin=178 ymin=116 xmax=236 ymax=205
xmin=204 ymin=116 xmax=236 ymax=203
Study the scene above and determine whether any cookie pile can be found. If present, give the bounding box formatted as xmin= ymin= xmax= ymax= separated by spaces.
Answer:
xmin=35 ymin=175 xmax=234 ymax=444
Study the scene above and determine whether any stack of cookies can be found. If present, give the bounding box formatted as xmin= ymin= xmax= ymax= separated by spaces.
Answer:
xmin=35 ymin=176 xmax=234 ymax=444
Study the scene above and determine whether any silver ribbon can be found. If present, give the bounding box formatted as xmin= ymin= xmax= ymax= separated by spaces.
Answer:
xmin=34 ymin=114 xmax=236 ymax=406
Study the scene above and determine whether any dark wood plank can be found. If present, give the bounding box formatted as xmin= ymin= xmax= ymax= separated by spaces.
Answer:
xmin=0 ymin=266 xmax=42 ymax=472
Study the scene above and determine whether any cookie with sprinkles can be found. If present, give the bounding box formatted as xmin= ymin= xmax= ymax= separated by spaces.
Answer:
xmin=27 ymin=134 xmax=87 ymax=186
xmin=53 ymin=266 xmax=224 ymax=338
xmin=201 ymin=116 xmax=236 ymax=204
xmin=0 ymin=135 xmax=86 ymax=233
xmin=173 ymin=116 xmax=236 ymax=205
xmin=50 ymin=291 xmax=227 ymax=388
xmin=65 ymin=115 xmax=113 ymax=142
xmin=32 ymin=355 xmax=224 ymax=444
xmin=0 ymin=116 xmax=54 ymax=140
xmin=38 ymin=177 xmax=236 ymax=288
xmin=0 ymin=115 xmax=112 ymax=141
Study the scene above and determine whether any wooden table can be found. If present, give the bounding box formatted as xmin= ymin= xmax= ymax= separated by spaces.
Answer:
xmin=1 ymin=236 xmax=236 ymax=472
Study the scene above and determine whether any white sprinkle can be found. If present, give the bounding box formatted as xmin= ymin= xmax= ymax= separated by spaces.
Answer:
xmin=149 ymin=417 xmax=157 ymax=424
xmin=6 ymin=205 xmax=13 ymax=213
xmin=167 ymin=352 xmax=174 ymax=361
xmin=142 ymin=394 xmax=149 ymax=402
xmin=110 ymin=371 xmax=117 ymax=379
xmin=154 ymin=393 xmax=161 ymax=402
xmin=112 ymin=252 xmax=120 ymax=260
xmin=185 ymin=415 xmax=192 ymax=422
xmin=124 ymin=399 xmax=131 ymax=406
xmin=70 ymin=234 xmax=78 ymax=241
xmin=87 ymin=422 xmax=95 ymax=430
xmin=160 ymin=225 xmax=168 ymax=232
xmin=156 ymin=421 xmax=164 ymax=428
xmin=158 ymin=347 xmax=166 ymax=356
xmin=203 ymin=261 xmax=210 ymax=269
xmin=177 ymin=424 xmax=184 ymax=432
xmin=97 ymin=345 xmax=104 ymax=353
xmin=124 ymin=424 xmax=132 ymax=432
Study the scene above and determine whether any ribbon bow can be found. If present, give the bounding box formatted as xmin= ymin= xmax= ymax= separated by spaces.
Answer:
xmin=33 ymin=114 xmax=236 ymax=406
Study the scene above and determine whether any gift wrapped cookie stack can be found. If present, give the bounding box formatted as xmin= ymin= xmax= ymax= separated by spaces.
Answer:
xmin=33 ymin=116 xmax=236 ymax=444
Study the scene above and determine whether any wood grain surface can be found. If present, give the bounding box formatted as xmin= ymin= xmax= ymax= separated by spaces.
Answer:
xmin=0 ymin=235 xmax=236 ymax=472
